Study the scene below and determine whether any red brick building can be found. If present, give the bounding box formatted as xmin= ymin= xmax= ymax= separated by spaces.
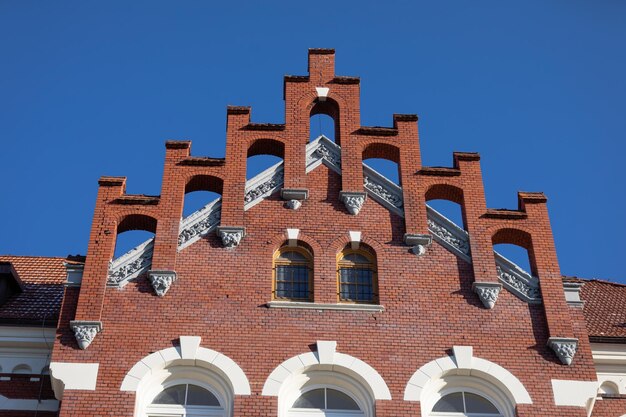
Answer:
xmin=1 ymin=49 xmax=624 ymax=416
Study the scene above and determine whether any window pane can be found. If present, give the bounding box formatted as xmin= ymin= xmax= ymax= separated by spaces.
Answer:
xmin=152 ymin=385 xmax=186 ymax=405
xmin=293 ymin=388 xmax=325 ymax=409
xmin=186 ymin=384 xmax=220 ymax=406
xmin=432 ymin=392 xmax=464 ymax=412
xmin=276 ymin=265 xmax=309 ymax=300
xmin=342 ymin=253 xmax=370 ymax=264
xmin=464 ymin=392 xmax=499 ymax=414
xmin=326 ymin=389 xmax=360 ymax=410
xmin=277 ymin=250 xmax=307 ymax=261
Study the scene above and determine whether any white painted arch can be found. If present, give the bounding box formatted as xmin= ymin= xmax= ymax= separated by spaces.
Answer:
xmin=120 ymin=336 xmax=251 ymax=396
xmin=262 ymin=340 xmax=391 ymax=402
xmin=404 ymin=346 xmax=532 ymax=417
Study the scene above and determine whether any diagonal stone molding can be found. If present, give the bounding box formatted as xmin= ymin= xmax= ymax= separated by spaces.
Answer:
xmin=69 ymin=320 xmax=102 ymax=350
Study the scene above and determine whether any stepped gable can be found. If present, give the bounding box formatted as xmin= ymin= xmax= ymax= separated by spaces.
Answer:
xmin=0 ymin=255 xmax=82 ymax=325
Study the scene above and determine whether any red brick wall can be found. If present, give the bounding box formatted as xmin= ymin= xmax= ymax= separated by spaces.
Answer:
xmin=592 ymin=396 xmax=626 ymax=417
xmin=51 ymin=49 xmax=599 ymax=417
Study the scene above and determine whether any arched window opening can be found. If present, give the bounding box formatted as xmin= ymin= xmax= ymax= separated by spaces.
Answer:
xmin=290 ymin=388 xmax=363 ymax=416
xmin=183 ymin=191 xmax=221 ymax=218
xmin=363 ymin=158 xmax=400 ymax=185
xmin=427 ymin=199 xmax=466 ymax=230
xmin=145 ymin=383 xmax=225 ymax=417
xmin=183 ymin=175 xmax=223 ymax=218
xmin=246 ymin=138 xmax=285 ymax=180
xmin=310 ymin=100 xmax=340 ymax=145
xmin=310 ymin=114 xmax=336 ymax=143
xmin=431 ymin=391 xmax=502 ymax=416
xmin=493 ymin=244 xmax=532 ymax=276
xmin=247 ymin=154 xmax=283 ymax=180
xmin=273 ymin=245 xmax=313 ymax=302
xmin=114 ymin=230 xmax=155 ymax=259
xmin=337 ymin=246 xmax=378 ymax=304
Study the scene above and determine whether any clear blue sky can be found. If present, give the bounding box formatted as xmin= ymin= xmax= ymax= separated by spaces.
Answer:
xmin=1 ymin=1 xmax=624 ymax=283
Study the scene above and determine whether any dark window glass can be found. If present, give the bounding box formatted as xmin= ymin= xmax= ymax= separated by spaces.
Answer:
xmin=464 ymin=392 xmax=499 ymax=414
xmin=186 ymin=385 xmax=220 ymax=407
xmin=152 ymin=384 xmax=186 ymax=405
xmin=326 ymin=389 xmax=360 ymax=410
xmin=275 ymin=265 xmax=310 ymax=300
xmin=293 ymin=388 xmax=325 ymax=409
xmin=432 ymin=392 xmax=464 ymax=412
xmin=339 ymin=268 xmax=374 ymax=302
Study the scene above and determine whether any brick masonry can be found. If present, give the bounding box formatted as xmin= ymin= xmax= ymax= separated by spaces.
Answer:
xmin=49 ymin=49 xmax=613 ymax=416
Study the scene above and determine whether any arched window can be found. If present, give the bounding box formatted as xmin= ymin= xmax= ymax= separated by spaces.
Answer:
xmin=273 ymin=246 xmax=313 ymax=301
xmin=431 ymin=391 xmax=503 ymax=416
xmin=337 ymin=247 xmax=377 ymax=304
xmin=145 ymin=383 xmax=226 ymax=417
xmin=289 ymin=387 xmax=364 ymax=417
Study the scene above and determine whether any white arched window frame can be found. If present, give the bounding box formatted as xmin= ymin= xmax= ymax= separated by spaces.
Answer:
xmin=263 ymin=341 xmax=391 ymax=417
xmin=120 ymin=337 xmax=251 ymax=417
xmin=140 ymin=366 xmax=231 ymax=417
xmin=427 ymin=376 xmax=508 ymax=417
xmin=282 ymin=371 xmax=371 ymax=417
xmin=404 ymin=346 xmax=532 ymax=417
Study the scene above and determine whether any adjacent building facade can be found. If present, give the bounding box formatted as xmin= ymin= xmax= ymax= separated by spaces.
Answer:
xmin=0 ymin=49 xmax=625 ymax=416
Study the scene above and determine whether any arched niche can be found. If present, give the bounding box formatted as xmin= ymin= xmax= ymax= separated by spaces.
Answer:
xmin=492 ymin=228 xmax=537 ymax=276
xmin=246 ymin=138 xmax=285 ymax=180
xmin=310 ymin=99 xmax=340 ymax=145
xmin=183 ymin=174 xmax=223 ymax=218
xmin=113 ymin=214 xmax=158 ymax=260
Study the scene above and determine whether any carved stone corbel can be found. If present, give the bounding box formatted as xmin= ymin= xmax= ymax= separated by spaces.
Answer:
xmin=148 ymin=270 xmax=177 ymax=297
xmin=281 ymin=188 xmax=309 ymax=201
xmin=404 ymin=233 xmax=432 ymax=256
xmin=548 ymin=337 xmax=578 ymax=365
xmin=69 ymin=320 xmax=102 ymax=350
xmin=216 ymin=226 xmax=245 ymax=248
xmin=472 ymin=282 xmax=502 ymax=309
xmin=340 ymin=191 xmax=367 ymax=215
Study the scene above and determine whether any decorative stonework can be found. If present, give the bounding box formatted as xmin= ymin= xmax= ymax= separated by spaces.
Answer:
xmin=69 ymin=321 xmax=102 ymax=350
xmin=404 ymin=233 xmax=432 ymax=257
xmin=427 ymin=218 xmax=470 ymax=255
xmin=148 ymin=270 xmax=177 ymax=297
xmin=548 ymin=337 xmax=578 ymax=365
xmin=495 ymin=254 xmax=541 ymax=304
xmin=314 ymin=143 xmax=341 ymax=168
xmin=472 ymin=282 xmax=502 ymax=309
xmin=216 ymin=226 xmax=245 ymax=248
xmin=285 ymin=199 xmax=302 ymax=210
xmin=363 ymin=172 xmax=403 ymax=209
xmin=107 ymin=239 xmax=154 ymax=286
xmin=340 ymin=191 xmax=366 ymax=215
xmin=178 ymin=200 xmax=221 ymax=248
xmin=244 ymin=167 xmax=283 ymax=206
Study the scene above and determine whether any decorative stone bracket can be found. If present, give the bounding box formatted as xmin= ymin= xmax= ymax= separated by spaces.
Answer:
xmin=69 ymin=320 xmax=103 ymax=350
xmin=472 ymin=282 xmax=502 ymax=309
xmin=404 ymin=233 xmax=432 ymax=256
xmin=281 ymin=188 xmax=308 ymax=210
xmin=340 ymin=191 xmax=367 ymax=215
xmin=548 ymin=337 xmax=578 ymax=365
xmin=148 ymin=270 xmax=177 ymax=297
xmin=216 ymin=226 xmax=245 ymax=248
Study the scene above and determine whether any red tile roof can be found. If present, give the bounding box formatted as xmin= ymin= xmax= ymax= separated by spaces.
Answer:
xmin=577 ymin=278 xmax=626 ymax=340
xmin=0 ymin=255 xmax=82 ymax=325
